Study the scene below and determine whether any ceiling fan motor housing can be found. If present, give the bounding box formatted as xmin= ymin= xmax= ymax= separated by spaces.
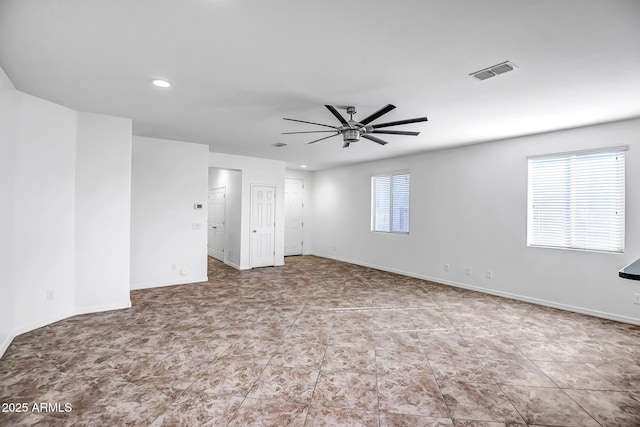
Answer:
xmin=343 ymin=128 xmax=360 ymax=142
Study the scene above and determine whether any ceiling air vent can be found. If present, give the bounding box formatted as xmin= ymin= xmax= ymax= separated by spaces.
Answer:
xmin=272 ymin=142 xmax=288 ymax=147
xmin=470 ymin=61 xmax=517 ymax=81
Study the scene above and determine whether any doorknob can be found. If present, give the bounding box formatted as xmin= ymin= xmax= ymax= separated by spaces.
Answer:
xmin=212 ymin=226 xmax=217 ymax=229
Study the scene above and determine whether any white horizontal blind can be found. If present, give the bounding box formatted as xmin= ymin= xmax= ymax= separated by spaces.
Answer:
xmin=373 ymin=172 xmax=410 ymax=233
xmin=391 ymin=173 xmax=410 ymax=233
xmin=528 ymin=148 xmax=625 ymax=252
xmin=373 ymin=175 xmax=391 ymax=232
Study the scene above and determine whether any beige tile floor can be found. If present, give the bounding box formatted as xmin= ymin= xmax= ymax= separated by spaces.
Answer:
xmin=1 ymin=255 xmax=640 ymax=426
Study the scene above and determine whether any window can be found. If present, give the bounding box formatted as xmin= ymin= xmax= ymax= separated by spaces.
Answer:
xmin=372 ymin=172 xmax=410 ymax=233
xmin=528 ymin=147 xmax=626 ymax=252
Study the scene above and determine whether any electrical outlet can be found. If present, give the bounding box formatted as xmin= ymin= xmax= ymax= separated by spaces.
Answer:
xmin=634 ymin=293 xmax=640 ymax=305
xmin=46 ymin=289 xmax=53 ymax=301
xmin=486 ymin=270 xmax=493 ymax=279
xmin=444 ymin=263 xmax=450 ymax=272
xmin=465 ymin=267 xmax=471 ymax=276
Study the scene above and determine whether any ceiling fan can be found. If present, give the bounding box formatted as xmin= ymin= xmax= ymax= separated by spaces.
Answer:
xmin=282 ymin=104 xmax=428 ymax=148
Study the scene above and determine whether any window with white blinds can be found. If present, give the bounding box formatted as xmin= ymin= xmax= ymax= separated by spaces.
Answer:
xmin=372 ymin=172 xmax=410 ymax=233
xmin=527 ymin=147 xmax=626 ymax=253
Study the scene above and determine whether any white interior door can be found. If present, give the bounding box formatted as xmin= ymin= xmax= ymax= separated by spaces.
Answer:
xmin=208 ymin=187 xmax=225 ymax=262
xmin=284 ymin=178 xmax=303 ymax=256
xmin=251 ymin=185 xmax=275 ymax=268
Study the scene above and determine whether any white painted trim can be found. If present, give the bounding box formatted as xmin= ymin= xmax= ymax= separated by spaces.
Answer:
xmin=130 ymin=276 xmax=209 ymax=290
xmin=209 ymin=186 xmax=226 ymax=263
xmin=527 ymin=144 xmax=629 ymax=159
xmin=1 ymin=301 xmax=133 ymax=359
xmin=312 ymin=252 xmax=640 ymax=326
xmin=284 ymin=177 xmax=304 ymax=257
xmin=250 ymin=183 xmax=277 ymax=269
xmin=224 ymin=260 xmax=241 ymax=270
xmin=12 ymin=300 xmax=132 ymax=337
xmin=12 ymin=308 xmax=77 ymax=336
xmin=74 ymin=300 xmax=132 ymax=316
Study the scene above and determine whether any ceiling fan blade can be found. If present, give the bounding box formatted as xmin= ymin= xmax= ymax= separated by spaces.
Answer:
xmin=371 ymin=116 xmax=428 ymax=129
xmin=281 ymin=130 xmax=338 ymax=134
xmin=307 ymin=133 xmax=340 ymax=144
xmin=358 ymin=104 xmax=396 ymax=126
xmin=325 ymin=105 xmax=349 ymax=126
xmin=361 ymin=134 xmax=389 ymax=145
xmin=372 ymin=130 xmax=420 ymax=136
xmin=283 ymin=117 xmax=338 ymax=129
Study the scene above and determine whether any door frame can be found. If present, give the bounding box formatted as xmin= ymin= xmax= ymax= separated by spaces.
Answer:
xmin=284 ymin=177 xmax=304 ymax=256
xmin=208 ymin=186 xmax=226 ymax=262
xmin=250 ymin=184 xmax=276 ymax=268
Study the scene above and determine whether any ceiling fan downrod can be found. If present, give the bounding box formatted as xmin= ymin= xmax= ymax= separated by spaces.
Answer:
xmin=342 ymin=106 xmax=359 ymax=142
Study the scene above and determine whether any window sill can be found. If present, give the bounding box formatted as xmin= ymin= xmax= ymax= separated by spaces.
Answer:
xmin=527 ymin=244 xmax=623 ymax=255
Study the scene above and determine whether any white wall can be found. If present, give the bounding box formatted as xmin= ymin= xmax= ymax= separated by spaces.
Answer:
xmin=1 ymin=66 xmax=133 ymax=358
xmin=311 ymin=119 xmax=640 ymax=325
xmin=0 ymin=67 xmax=16 ymax=354
xmin=75 ymin=113 xmax=132 ymax=312
xmin=285 ymin=169 xmax=313 ymax=255
xmin=131 ymin=136 xmax=209 ymax=289
xmin=209 ymin=168 xmax=242 ymax=268
xmin=209 ymin=152 xmax=286 ymax=270
xmin=11 ymin=88 xmax=78 ymax=332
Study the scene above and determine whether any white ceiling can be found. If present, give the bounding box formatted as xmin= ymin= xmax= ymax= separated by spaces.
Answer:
xmin=1 ymin=0 xmax=639 ymax=170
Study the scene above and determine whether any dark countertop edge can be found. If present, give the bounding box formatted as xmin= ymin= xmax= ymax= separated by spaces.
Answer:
xmin=619 ymin=271 xmax=640 ymax=281
xmin=619 ymin=258 xmax=640 ymax=280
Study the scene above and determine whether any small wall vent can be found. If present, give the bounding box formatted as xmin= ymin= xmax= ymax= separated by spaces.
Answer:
xmin=470 ymin=61 xmax=517 ymax=81
xmin=272 ymin=142 xmax=288 ymax=147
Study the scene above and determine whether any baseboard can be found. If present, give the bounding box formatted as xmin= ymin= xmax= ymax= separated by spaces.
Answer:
xmin=312 ymin=252 xmax=640 ymax=326
xmin=12 ymin=308 xmax=77 ymax=337
xmin=1 ymin=301 xmax=133 ymax=359
xmin=431 ymin=276 xmax=640 ymax=326
xmin=130 ymin=276 xmax=209 ymax=290
xmin=224 ymin=260 xmax=241 ymax=270
xmin=74 ymin=300 xmax=132 ymax=316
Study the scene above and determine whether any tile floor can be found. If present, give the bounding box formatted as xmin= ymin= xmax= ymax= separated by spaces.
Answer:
xmin=1 ymin=255 xmax=640 ymax=426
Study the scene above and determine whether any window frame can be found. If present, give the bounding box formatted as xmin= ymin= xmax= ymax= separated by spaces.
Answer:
xmin=371 ymin=170 xmax=411 ymax=235
xmin=527 ymin=146 xmax=627 ymax=254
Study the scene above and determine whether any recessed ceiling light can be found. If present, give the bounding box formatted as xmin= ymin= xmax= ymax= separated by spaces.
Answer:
xmin=152 ymin=79 xmax=171 ymax=88
xmin=300 ymin=165 xmax=307 ymax=168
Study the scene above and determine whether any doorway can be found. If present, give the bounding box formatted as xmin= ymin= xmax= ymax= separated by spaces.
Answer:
xmin=250 ymin=185 xmax=276 ymax=268
xmin=208 ymin=187 xmax=225 ymax=262
xmin=284 ymin=178 xmax=304 ymax=256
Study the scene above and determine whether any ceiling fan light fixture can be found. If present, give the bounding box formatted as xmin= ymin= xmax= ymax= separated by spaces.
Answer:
xmin=343 ymin=128 xmax=360 ymax=143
